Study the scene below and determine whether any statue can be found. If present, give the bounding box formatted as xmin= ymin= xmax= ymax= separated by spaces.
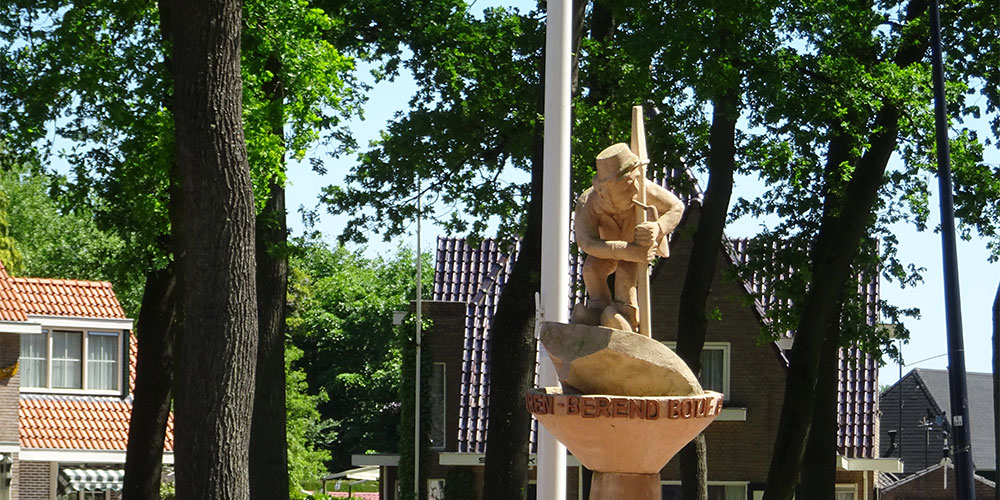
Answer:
xmin=570 ymin=142 xmax=684 ymax=333
xmin=527 ymin=107 xmax=720 ymax=500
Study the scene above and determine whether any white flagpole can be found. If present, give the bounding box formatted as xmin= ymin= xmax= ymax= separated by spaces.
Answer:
xmin=538 ymin=0 xmax=571 ymax=497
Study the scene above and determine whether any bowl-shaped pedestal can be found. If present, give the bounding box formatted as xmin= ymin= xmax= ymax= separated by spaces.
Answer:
xmin=526 ymin=387 xmax=722 ymax=497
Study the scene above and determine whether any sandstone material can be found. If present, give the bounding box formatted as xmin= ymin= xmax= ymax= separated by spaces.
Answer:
xmin=525 ymin=387 xmax=724 ymax=474
xmin=541 ymin=321 xmax=703 ymax=397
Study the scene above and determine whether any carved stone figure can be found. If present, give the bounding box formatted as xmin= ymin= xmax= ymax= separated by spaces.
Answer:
xmin=529 ymin=107 xmax=719 ymax=500
xmin=570 ymin=142 xmax=684 ymax=332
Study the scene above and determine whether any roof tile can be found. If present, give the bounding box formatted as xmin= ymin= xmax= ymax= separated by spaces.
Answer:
xmin=0 ymin=259 xmax=28 ymax=322
xmin=11 ymin=277 xmax=126 ymax=319
xmin=434 ymin=231 xmax=880 ymax=458
xmin=19 ymin=392 xmax=174 ymax=452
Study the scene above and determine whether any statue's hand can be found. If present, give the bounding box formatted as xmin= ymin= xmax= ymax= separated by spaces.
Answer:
xmin=623 ymin=242 xmax=657 ymax=264
xmin=634 ymin=221 xmax=662 ymax=247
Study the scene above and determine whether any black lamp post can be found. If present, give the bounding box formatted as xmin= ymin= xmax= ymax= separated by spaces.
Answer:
xmin=928 ymin=0 xmax=976 ymax=497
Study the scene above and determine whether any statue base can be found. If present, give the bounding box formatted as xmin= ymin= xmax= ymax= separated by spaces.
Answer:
xmin=591 ymin=472 xmax=660 ymax=500
xmin=526 ymin=387 xmax=723 ymax=499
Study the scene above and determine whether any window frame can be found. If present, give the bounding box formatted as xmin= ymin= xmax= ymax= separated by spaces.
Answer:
xmin=661 ymin=341 xmax=731 ymax=399
xmin=834 ymin=483 xmax=858 ymax=500
xmin=428 ymin=362 xmax=447 ymax=451
xmin=660 ymin=481 xmax=748 ymax=500
xmin=20 ymin=328 xmax=124 ymax=396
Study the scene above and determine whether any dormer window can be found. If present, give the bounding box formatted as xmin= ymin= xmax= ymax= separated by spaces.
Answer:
xmin=20 ymin=329 xmax=122 ymax=393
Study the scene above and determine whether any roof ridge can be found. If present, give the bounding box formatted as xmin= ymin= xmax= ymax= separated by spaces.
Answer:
xmin=12 ymin=276 xmax=114 ymax=287
xmin=0 ymin=255 xmax=29 ymax=322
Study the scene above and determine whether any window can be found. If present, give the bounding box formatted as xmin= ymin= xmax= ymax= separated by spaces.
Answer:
xmin=835 ymin=484 xmax=857 ymax=500
xmin=663 ymin=484 xmax=746 ymax=500
xmin=51 ymin=331 xmax=82 ymax=389
xmin=87 ymin=332 xmax=120 ymax=391
xmin=662 ymin=342 xmax=731 ymax=397
xmin=20 ymin=333 xmax=47 ymax=387
xmin=19 ymin=329 xmax=122 ymax=392
xmin=429 ymin=363 xmax=446 ymax=450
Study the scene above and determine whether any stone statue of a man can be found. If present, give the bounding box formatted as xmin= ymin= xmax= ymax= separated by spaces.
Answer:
xmin=570 ymin=142 xmax=684 ymax=332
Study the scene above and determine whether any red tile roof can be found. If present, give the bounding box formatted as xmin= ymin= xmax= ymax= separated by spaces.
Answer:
xmin=11 ymin=277 xmax=126 ymax=319
xmin=1 ymin=264 xmax=155 ymax=453
xmin=19 ymin=394 xmax=175 ymax=451
xmin=0 ymin=260 xmax=28 ymax=322
xmin=18 ymin=332 xmax=174 ymax=452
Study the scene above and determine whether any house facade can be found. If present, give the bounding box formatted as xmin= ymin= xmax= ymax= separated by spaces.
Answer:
xmin=357 ymin=201 xmax=900 ymax=499
xmin=0 ymin=261 xmax=172 ymax=500
xmin=880 ymin=462 xmax=996 ymax=500
xmin=879 ymin=368 xmax=996 ymax=479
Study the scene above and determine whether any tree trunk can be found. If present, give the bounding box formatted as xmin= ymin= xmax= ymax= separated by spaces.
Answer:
xmin=123 ymin=4 xmax=178 ymax=497
xmin=762 ymin=105 xmax=899 ymax=500
xmin=762 ymin=4 xmax=926 ymax=498
xmin=675 ymin=84 xmax=739 ymax=500
xmin=249 ymin=53 xmax=291 ymax=500
xmin=480 ymin=4 xmax=586 ymax=497
xmin=123 ymin=265 xmax=178 ymax=500
xmin=480 ymin=95 xmax=545 ymax=500
xmin=797 ymin=302 xmax=842 ymax=500
xmin=168 ymin=0 xmax=258 ymax=498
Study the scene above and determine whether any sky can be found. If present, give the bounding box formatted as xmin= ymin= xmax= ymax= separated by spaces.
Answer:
xmin=285 ymin=2 xmax=1000 ymax=389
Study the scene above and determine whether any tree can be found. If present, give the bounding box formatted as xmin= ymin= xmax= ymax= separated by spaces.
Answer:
xmin=716 ymin=1 xmax=1000 ymax=498
xmin=2 ymin=1 xmax=361 ymax=496
xmin=0 ymin=189 xmax=21 ymax=274
xmin=286 ymin=239 xmax=422 ymax=472
xmin=285 ymin=344 xmax=332 ymax=498
xmin=166 ymin=0 xmax=258 ymax=498
xmin=0 ymin=165 xmax=144 ymax=309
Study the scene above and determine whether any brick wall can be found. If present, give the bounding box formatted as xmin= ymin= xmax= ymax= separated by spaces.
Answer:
xmin=0 ymin=333 xmax=21 ymax=445
xmin=421 ymin=300 xmax=467 ymax=455
xmin=651 ymin=213 xmax=788 ymax=484
xmin=16 ymin=461 xmax=49 ymax=500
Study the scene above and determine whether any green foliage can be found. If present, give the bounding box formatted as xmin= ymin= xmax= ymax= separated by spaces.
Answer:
xmin=0 ymin=164 xmax=143 ymax=315
xmin=725 ymin=0 xmax=999 ymax=361
xmin=396 ymin=313 xmax=434 ymax=500
xmin=321 ymin=2 xmax=543 ymax=245
xmin=444 ymin=468 xmax=477 ymax=500
xmin=287 ymin=344 xmax=333 ymax=497
xmin=241 ymin=0 xmax=364 ymax=208
xmin=0 ymin=188 xmax=23 ymax=274
xmin=286 ymin=236 xmax=430 ymax=472
xmin=0 ymin=0 xmax=362 ymax=265
xmin=158 ymin=482 xmax=175 ymax=500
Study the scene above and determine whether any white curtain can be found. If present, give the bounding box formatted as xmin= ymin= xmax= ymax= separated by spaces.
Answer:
xmin=19 ymin=333 xmax=47 ymax=387
xmin=87 ymin=333 xmax=118 ymax=390
xmin=700 ymin=349 xmax=724 ymax=393
xmin=51 ymin=331 xmax=82 ymax=389
xmin=724 ymin=485 xmax=744 ymax=500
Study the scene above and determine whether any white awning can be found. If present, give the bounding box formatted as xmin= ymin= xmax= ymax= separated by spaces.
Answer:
xmin=324 ymin=465 xmax=380 ymax=482
xmin=59 ymin=468 xmax=124 ymax=492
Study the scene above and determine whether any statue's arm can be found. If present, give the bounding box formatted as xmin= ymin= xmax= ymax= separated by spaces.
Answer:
xmin=647 ymin=183 xmax=684 ymax=236
xmin=575 ymin=193 xmax=649 ymax=263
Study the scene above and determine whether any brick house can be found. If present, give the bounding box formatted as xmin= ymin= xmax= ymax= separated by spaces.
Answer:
xmin=879 ymin=368 xmax=996 ymax=480
xmin=880 ymin=461 xmax=996 ymax=500
xmin=0 ymin=260 xmax=173 ymax=500
xmin=355 ymin=201 xmax=901 ymax=500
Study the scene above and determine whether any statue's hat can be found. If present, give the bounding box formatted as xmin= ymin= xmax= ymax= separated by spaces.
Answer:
xmin=595 ymin=143 xmax=647 ymax=182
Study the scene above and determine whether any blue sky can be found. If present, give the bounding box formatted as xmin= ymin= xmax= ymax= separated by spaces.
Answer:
xmin=284 ymin=0 xmax=1000 ymax=389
